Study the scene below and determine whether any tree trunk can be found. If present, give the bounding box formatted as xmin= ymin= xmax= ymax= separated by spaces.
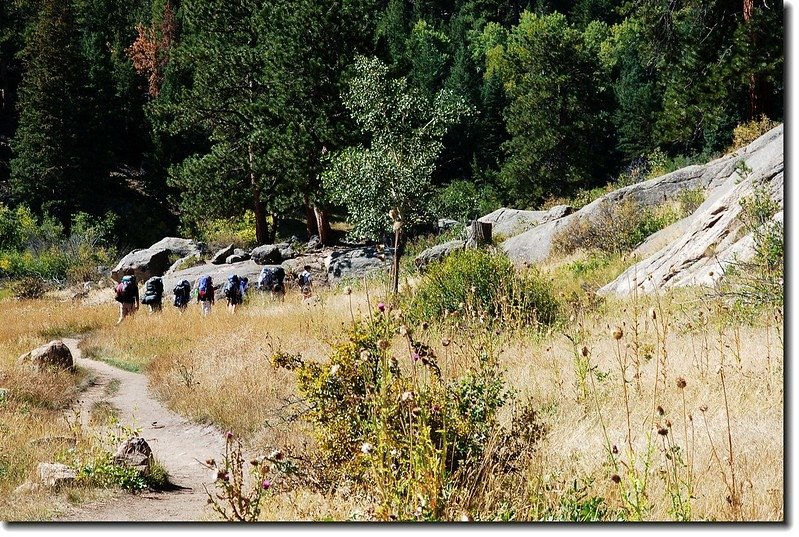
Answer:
xmin=466 ymin=220 xmax=492 ymax=248
xmin=249 ymin=142 xmax=269 ymax=245
xmin=304 ymin=195 xmax=319 ymax=238
xmin=314 ymin=205 xmax=333 ymax=246
xmin=391 ymin=228 xmax=401 ymax=295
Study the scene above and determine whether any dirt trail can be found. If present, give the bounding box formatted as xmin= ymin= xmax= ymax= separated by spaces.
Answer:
xmin=56 ymin=338 xmax=226 ymax=522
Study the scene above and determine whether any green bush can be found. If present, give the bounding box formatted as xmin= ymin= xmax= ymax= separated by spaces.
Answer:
xmin=193 ymin=210 xmax=259 ymax=249
xmin=406 ymin=249 xmax=559 ymax=328
xmin=274 ymin=310 xmax=541 ymax=520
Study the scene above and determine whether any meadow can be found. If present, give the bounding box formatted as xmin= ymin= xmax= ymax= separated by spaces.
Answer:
xmin=0 ymin=248 xmax=783 ymax=522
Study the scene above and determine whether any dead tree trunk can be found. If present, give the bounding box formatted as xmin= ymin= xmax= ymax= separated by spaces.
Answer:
xmin=466 ymin=220 xmax=492 ymax=249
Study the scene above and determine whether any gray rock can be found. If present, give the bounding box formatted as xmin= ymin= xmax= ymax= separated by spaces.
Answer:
xmin=599 ymin=124 xmax=783 ymax=296
xmin=251 ymin=244 xmax=282 ymax=265
xmin=306 ymin=235 xmax=322 ymax=251
xmin=111 ymin=248 xmax=171 ymax=282
xmin=478 ymin=206 xmax=573 ymax=241
xmin=226 ymin=254 xmax=249 ymax=264
xmin=18 ymin=340 xmax=74 ymax=372
xmin=277 ymin=243 xmax=296 ymax=261
xmin=166 ymin=253 xmax=202 ymax=275
xmin=326 ymin=247 xmax=393 ymax=281
xmin=414 ymin=240 xmax=466 ymax=271
xmin=148 ymin=237 xmax=204 ymax=258
xmin=210 ymin=244 xmax=235 ymax=265
xmin=37 ymin=462 xmax=76 ymax=488
xmin=437 ymin=218 xmax=461 ymax=232
xmin=114 ymin=437 xmax=154 ymax=471
xmin=161 ymin=260 xmax=265 ymax=301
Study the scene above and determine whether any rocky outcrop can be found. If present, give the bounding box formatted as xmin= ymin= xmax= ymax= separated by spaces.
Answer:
xmin=251 ymin=244 xmax=282 ymax=265
xmin=599 ymin=126 xmax=783 ymax=296
xmin=479 ymin=205 xmax=572 ymax=239
xmin=414 ymin=240 xmax=466 ymax=271
xmin=161 ymin=260 xmax=265 ymax=301
xmin=18 ymin=340 xmax=75 ymax=372
xmin=111 ymin=248 xmax=171 ymax=282
xmin=326 ymin=246 xmax=393 ymax=281
xmin=502 ymin=124 xmax=783 ymax=278
xmin=148 ymin=237 xmax=204 ymax=258
xmin=226 ymin=248 xmax=250 ymax=264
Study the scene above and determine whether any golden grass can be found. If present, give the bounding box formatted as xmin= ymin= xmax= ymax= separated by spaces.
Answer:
xmin=0 ymin=275 xmax=784 ymax=521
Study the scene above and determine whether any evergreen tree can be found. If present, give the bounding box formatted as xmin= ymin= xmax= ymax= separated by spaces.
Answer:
xmin=10 ymin=0 xmax=107 ymax=224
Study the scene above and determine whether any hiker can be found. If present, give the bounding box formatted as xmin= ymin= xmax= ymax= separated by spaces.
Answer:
xmin=141 ymin=276 xmax=164 ymax=313
xmin=114 ymin=269 xmax=139 ymax=325
xmin=173 ymin=279 xmax=192 ymax=312
xmin=257 ymin=266 xmax=285 ymax=300
xmin=197 ymin=274 xmax=215 ymax=316
xmin=298 ymin=265 xmax=313 ymax=298
xmin=224 ymin=273 xmax=243 ymax=314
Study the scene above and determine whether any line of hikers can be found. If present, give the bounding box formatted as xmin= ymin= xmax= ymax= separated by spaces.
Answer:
xmin=114 ymin=265 xmax=314 ymax=324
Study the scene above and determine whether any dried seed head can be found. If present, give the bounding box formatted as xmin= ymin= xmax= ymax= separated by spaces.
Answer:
xmin=270 ymin=450 xmax=284 ymax=461
xmin=360 ymin=442 xmax=373 ymax=455
xmin=441 ymin=338 xmax=450 ymax=347
xmin=392 ymin=221 xmax=402 ymax=232
xmin=649 ymin=308 xmax=657 ymax=320
xmin=612 ymin=326 xmax=624 ymax=340
xmin=389 ymin=356 xmax=399 ymax=369
xmin=657 ymin=405 xmax=665 ymax=416
xmin=666 ymin=419 xmax=672 ymax=429
xmin=421 ymin=322 xmax=429 ymax=330
xmin=699 ymin=404 xmax=708 ymax=413
xmin=657 ymin=427 xmax=668 ymax=436
xmin=359 ymin=350 xmax=371 ymax=362
xmin=388 ymin=208 xmax=399 ymax=221
xmin=581 ymin=346 xmax=589 ymax=357
xmin=401 ymin=391 xmax=414 ymax=403
xmin=612 ymin=445 xmax=619 ymax=455
xmin=345 ymin=286 xmax=352 ymax=295
xmin=410 ymin=406 xmax=421 ymax=417
xmin=676 ymin=377 xmax=687 ymax=389
xmin=611 ymin=474 xmax=621 ymax=484
xmin=398 ymin=325 xmax=408 ymax=336
xmin=378 ymin=338 xmax=390 ymax=349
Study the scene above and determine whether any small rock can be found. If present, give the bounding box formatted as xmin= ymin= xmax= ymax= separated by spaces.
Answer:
xmin=37 ymin=462 xmax=76 ymax=488
xmin=210 ymin=244 xmax=235 ymax=265
xmin=114 ymin=437 xmax=154 ymax=471
xmin=306 ymin=235 xmax=322 ymax=251
xmin=18 ymin=340 xmax=74 ymax=372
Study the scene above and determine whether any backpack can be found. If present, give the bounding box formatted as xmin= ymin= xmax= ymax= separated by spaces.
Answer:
xmin=142 ymin=277 xmax=163 ymax=305
xmin=298 ymin=271 xmax=311 ymax=288
xmin=115 ymin=275 xmax=135 ymax=303
xmin=258 ymin=267 xmax=274 ymax=290
xmin=224 ymin=274 xmax=241 ymax=298
xmin=173 ymin=280 xmax=191 ymax=307
xmin=198 ymin=275 xmax=213 ymax=301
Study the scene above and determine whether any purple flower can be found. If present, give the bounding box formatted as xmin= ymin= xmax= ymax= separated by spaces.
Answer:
xmin=225 ymin=431 xmax=233 ymax=440
xmin=377 ymin=302 xmax=385 ymax=312
xmin=262 ymin=479 xmax=272 ymax=490
xmin=412 ymin=352 xmax=420 ymax=362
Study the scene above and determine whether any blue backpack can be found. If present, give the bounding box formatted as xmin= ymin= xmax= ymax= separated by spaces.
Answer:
xmin=198 ymin=275 xmax=213 ymax=301
xmin=224 ymin=274 xmax=240 ymax=298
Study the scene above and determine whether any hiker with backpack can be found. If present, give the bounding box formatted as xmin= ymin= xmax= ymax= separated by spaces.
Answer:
xmin=114 ymin=269 xmax=139 ymax=325
xmin=224 ymin=274 xmax=243 ymax=314
xmin=141 ymin=276 xmax=164 ymax=313
xmin=173 ymin=279 xmax=192 ymax=312
xmin=240 ymin=277 xmax=249 ymax=301
xmin=197 ymin=274 xmax=215 ymax=316
xmin=257 ymin=265 xmax=285 ymax=300
xmin=298 ymin=265 xmax=313 ymax=298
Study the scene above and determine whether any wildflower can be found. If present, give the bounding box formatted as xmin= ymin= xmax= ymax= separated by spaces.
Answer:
xmin=359 ymin=350 xmax=371 ymax=362
xmin=411 ymin=352 xmax=420 ymax=362
xmin=458 ymin=302 xmax=465 ymax=310
xmin=217 ymin=469 xmax=229 ymax=481
xmin=666 ymin=419 xmax=672 ymax=429
xmin=676 ymin=377 xmax=687 ymax=389
xmin=361 ymin=442 xmax=373 ymax=455
xmin=225 ymin=431 xmax=234 ymax=440
xmin=262 ymin=479 xmax=272 ymax=490
xmin=431 ymin=404 xmax=441 ymax=414
xmin=411 ymin=407 xmax=421 ymax=417
xmin=377 ymin=302 xmax=385 ymax=312
xmin=611 ymin=474 xmax=621 ymax=484
xmin=401 ymin=391 xmax=414 ymax=403
xmin=612 ymin=326 xmax=624 ymax=340
xmin=398 ymin=325 xmax=408 ymax=336
xmin=329 ymin=364 xmax=340 ymax=377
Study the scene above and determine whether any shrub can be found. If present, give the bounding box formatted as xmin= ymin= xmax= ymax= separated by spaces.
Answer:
xmin=552 ymin=199 xmax=682 ymax=256
xmin=406 ymin=249 xmax=559 ymax=328
xmin=435 ymin=180 xmax=501 ymax=222
xmin=677 ymin=188 xmax=705 ymax=216
xmin=10 ymin=276 xmax=50 ymax=299
xmin=273 ymin=310 xmax=543 ymax=520
xmin=193 ymin=211 xmax=260 ymax=249
xmin=729 ymin=116 xmax=780 ymax=152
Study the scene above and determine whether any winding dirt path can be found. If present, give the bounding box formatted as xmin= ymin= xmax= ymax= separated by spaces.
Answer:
xmin=56 ymin=339 xmax=226 ymax=522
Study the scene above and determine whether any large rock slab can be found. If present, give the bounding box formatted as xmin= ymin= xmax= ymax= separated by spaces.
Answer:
xmin=18 ymin=340 xmax=75 ymax=372
xmin=251 ymin=244 xmax=282 ymax=265
xmin=111 ymin=248 xmax=171 ymax=282
xmin=161 ymin=260 xmax=265 ymax=301
xmin=502 ymin=124 xmax=782 ymax=267
xmin=599 ymin=124 xmax=783 ymax=296
xmin=326 ymin=247 xmax=394 ymax=281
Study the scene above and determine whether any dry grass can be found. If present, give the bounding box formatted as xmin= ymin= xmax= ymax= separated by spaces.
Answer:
xmin=0 ymin=272 xmax=784 ymax=521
